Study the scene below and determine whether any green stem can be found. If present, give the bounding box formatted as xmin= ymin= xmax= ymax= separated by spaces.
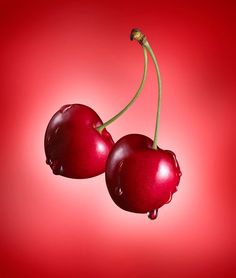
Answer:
xmin=96 ymin=46 xmax=148 ymax=133
xmin=130 ymin=29 xmax=162 ymax=149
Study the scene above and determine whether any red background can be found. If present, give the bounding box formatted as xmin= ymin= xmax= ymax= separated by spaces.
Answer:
xmin=1 ymin=0 xmax=235 ymax=277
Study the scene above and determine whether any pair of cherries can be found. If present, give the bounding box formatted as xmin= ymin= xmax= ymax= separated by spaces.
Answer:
xmin=44 ymin=29 xmax=181 ymax=220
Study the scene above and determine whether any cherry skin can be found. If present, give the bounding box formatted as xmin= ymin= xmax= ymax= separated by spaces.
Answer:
xmin=105 ymin=134 xmax=181 ymax=219
xmin=45 ymin=104 xmax=114 ymax=179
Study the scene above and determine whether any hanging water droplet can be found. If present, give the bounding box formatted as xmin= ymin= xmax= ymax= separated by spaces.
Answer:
xmin=51 ymin=160 xmax=60 ymax=175
xmin=179 ymin=171 xmax=182 ymax=177
xmin=114 ymin=187 xmax=123 ymax=196
xmin=148 ymin=209 xmax=158 ymax=220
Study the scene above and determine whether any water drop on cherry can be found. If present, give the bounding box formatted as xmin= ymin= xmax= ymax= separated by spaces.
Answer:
xmin=45 ymin=104 xmax=114 ymax=178
xmin=114 ymin=187 xmax=123 ymax=196
xmin=166 ymin=193 xmax=173 ymax=204
xmin=148 ymin=209 xmax=158 ymax=220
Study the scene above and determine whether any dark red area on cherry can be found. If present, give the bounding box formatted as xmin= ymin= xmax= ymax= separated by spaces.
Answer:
xmin=105 ymin=134 xmax=181 ymax=219
xmin=44 ymin=104 xmax=114 ymax=178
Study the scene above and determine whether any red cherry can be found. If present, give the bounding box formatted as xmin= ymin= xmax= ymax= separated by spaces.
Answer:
xmin=44 ymin=29 xmax=148 ymax=180
xmin=105 ymin=134 xmax=181 ymax=219
xmin=45 ymin=104 xmax=114 ymax=178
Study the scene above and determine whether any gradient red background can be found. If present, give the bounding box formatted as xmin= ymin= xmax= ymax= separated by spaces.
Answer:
xmin=1 ymin=1 xmax=235 ymax=277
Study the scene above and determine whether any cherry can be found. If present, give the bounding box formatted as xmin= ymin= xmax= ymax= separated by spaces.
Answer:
xmin=105 ymin=29 xmax=181 ymax=219
xmin=45 ymin=104 xmax=114 ymax=178
xmin=45 ymin=32 xmax=148 ymax=179
xmin=105 ymin=134 xmax=181 ymax=218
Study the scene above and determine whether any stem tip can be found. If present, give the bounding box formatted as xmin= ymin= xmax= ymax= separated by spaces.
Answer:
xmin=130 ymin=28 xmax=146 ymax=45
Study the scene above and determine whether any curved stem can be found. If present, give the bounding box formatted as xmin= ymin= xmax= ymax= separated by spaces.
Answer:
xmin=130 ymin=29 xmax=162 ymax=150
xmin=145 ymin=42 xmax=162 ymax=149
xmin=96 ymin=46 xmax=148 ymax=133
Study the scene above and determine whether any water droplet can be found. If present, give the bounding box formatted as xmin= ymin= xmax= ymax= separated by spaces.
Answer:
xmin=51 ymin=160 xmax=60 ymax=175
xmin=46 ymin=158 xmax=53 ymax=165
xmin=60 ymin=104 xmax=72 ymax=113
xmin=148 ymin=209 xmax=158 ymax=220
xmin=166 ymin=193 xmax=173 ymax=204
xmin=59 ymin=165 xmax=64 ymax=175
xmin=179 ymin=171 xmax=182 ymax=177
xmin=47 ymin=135 xmax=51 ymax=142
xmin=102 ymin=129 xmax=111 ymax=138
xmin=173 ymin=186 xmax=178 ymax=193
xmin=119 ymin=161 xmax=124 ymax=168
xmin=55 ymin=127 xmax=59 ymax=134
xmin=172 ymin=155 xmax=178 ymax=168
xmin=118 ymin=161 xmax=124 ymax=173
xmin=114 ymin=187 xmax=123 ymax=196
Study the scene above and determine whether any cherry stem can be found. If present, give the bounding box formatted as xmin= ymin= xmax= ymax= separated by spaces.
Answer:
xmin=130 ymin=29 xmax=162 ymax=150
xmin=96 ymin=46 xmax=148 ymax=134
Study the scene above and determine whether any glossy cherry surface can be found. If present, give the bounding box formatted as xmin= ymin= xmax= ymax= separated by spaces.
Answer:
xmin=105 ymin=134 xmax=181 ymax=219
xmin=45 ymin=104 xmax=114 ymax=178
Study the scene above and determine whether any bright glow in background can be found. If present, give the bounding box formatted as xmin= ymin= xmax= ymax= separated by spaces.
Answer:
xmin=1 ymin=1 xmax=235 ymax=277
